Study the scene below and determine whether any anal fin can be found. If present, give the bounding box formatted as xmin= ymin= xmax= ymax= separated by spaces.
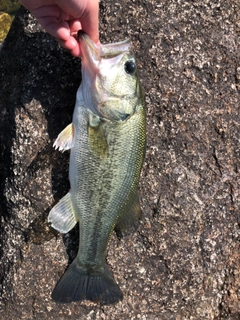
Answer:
xmin=48 ymin=192 xmax=77 ymax=233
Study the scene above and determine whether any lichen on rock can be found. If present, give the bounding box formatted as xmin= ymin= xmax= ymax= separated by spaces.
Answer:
xmin=0 ymin=12 xmax=12 ymax=42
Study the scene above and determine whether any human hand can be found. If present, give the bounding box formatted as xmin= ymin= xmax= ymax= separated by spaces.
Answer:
xmin=19 ymin=0 xmax=99 ymax=57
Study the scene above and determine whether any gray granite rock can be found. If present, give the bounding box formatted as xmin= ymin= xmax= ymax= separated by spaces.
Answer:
xmin=0 ymin=1 xmax=240 ymax=319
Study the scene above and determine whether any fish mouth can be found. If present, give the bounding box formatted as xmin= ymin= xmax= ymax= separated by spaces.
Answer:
xmin=78 ymin=31 xmax=131 ymax=66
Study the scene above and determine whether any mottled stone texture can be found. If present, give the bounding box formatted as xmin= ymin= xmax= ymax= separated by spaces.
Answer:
xmin=0 ymin=1 xmax=239 ymax=319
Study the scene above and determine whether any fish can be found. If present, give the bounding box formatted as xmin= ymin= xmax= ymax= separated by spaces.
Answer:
xmin=48 ymin=31 xmax=146 ymax=305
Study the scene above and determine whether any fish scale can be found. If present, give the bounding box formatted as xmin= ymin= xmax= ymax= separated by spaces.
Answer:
xmin=48 ymin=32 xmax=146 ymax=304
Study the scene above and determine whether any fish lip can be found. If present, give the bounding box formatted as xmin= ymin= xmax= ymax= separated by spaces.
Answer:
xmin=99 ymin=38 xmax=132 ymax=58
xmin=78 ymin=30 xmax=100 ymax=70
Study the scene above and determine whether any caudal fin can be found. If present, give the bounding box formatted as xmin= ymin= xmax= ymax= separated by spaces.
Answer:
xmin=52 ymin=260 xmax=123 ymax=305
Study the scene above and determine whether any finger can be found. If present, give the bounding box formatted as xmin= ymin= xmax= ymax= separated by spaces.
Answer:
xmin=79 ymin=1 xmax=99 ymax=44
xmin=54 ymin=0 xmax=99 ymax=44
xmin=31 ymin=5 xmax=72 ymax=41
xmin=58 ymin=37 xmax=81 ymax=57
xmin=31 ymin=5 xmax=71 ymax=21
xmin=70 ymin=43 xmax=82 ymax=57
xmin=37 ymin=17 xmax=71 ymax=41
xmin=68 ymin=19 xmax=82 ymax=34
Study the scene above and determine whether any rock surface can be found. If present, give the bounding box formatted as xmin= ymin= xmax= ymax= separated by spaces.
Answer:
xmin=0 ymin=1 xmax=240 ymax=319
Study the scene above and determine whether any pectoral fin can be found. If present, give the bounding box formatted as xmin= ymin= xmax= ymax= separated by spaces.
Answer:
xmin=88 ymin=114 xmax=108 ymax=158
xmin=115 ymin=192 xmax=143 ymax=236
xmin=53 ymin=123 xmax=74 ymax=152
xmin=48 ymin=192 xmax=77 ymax=233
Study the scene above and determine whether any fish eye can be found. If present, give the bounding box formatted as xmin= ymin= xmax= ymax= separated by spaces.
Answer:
xmin=124 ymin=60 xmax=136 ymax=75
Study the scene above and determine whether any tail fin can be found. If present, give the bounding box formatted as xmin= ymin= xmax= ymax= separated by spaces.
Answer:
xmin=52 ymin=259 xmax=123 ymax=305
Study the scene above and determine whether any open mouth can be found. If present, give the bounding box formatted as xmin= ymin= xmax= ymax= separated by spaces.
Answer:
xmin=78 ymin=31 xmax=131 ymax=64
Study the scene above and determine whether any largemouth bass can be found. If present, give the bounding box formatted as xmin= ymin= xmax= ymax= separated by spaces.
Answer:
xmin=48 ymin=31 xmax=146 ymax=305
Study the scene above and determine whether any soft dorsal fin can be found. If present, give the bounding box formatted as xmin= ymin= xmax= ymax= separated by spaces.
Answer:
xmin=115 ymin=192 xmax=143 ymax=236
